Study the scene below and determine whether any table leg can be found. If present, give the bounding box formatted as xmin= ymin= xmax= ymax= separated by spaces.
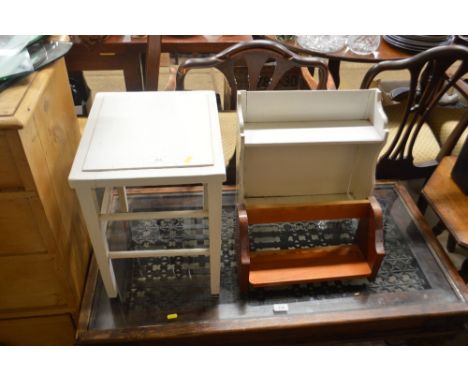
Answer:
xmin=117 ymin=186 xmax=129 ymax=212
xmin=203 ymin=184 xmax=209 ymax=211
xmin=328 ymin=59 xmax=341 ymax=89
xmin=123 ymin=58 xmax=144 ymax=91
xmin=76 ymin=187 xmax=119 ymax=298
xmin=207 ymin=181 xmax=222 ymax=295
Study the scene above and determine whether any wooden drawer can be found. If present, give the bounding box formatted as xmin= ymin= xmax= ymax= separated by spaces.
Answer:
xmin=0 ymin=133 xmax=23 ymax=190
xmin=65 ymin=44 xmax=141 ymax=72
xmin=0 ymin=253 xmax=67 ymax=314
xmin=0 ymin=195 xmax=48 ymax=255
xmin=0 ymin=314 xmax=75 ymax=345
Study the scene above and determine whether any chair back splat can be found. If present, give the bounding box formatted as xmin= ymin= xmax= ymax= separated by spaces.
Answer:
xmin=176 ymin=40 xmax=329 ymax=110
xmin=361 ymin=45 xmax=468 ymax=180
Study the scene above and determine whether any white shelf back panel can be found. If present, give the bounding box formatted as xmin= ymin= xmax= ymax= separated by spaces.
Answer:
xmin=244 ymin=144 xmax=379 ymax=199
xmin=241 ymin=90 xmax=375 ymax=123
xmin=83 ymin=92 xmax=215 ymax=172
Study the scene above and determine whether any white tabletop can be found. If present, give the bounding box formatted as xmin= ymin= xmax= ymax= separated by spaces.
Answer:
xmin=69 ymin=91 xmax=226 ymax=188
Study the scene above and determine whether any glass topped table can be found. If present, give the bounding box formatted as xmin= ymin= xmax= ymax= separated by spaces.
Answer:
xmin=76 ymin=183 xmax=468 ymax=344
xmin=268 ymin=35 xmax=411 ymax=88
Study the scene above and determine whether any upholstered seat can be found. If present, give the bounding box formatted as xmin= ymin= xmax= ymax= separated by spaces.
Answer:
xmin=382 ymin=104 xmax=441 ymax=164
xmin=218 ymin=112 xmax=238 ymax=167
xmin=428 ymin=107 xmax=468 ymax=155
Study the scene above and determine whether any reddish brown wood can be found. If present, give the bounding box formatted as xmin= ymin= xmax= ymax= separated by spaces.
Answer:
xmin=166 ymin=35 xmax=251 ymax=52
xmin=270 ymin=36 xmax=411 ymax=63
xmin=144 ymin=35 xmax=161 ymax=90
xmin=268 ymin=36 xmax=411 ymax=88
xmin=246 ymin=200 xmax=372 ymax=225
xmin=237 ymin=205 xmax=250 ymax=293
xmin=66 ymin=35 xmax=253 ymax=91
xmin=249 ymin=245 xmax=372 ymax=287
xmin=237 ymin=198 xmax=385 ymax=291
xmin=66 ymin=36 xmax=146 ymax=91
xmin=354 ymin=196 xmax=385 ymax=279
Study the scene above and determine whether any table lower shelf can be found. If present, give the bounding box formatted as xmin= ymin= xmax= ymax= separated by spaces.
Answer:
xmin=249 ymin=244 xmax=372 ymax=287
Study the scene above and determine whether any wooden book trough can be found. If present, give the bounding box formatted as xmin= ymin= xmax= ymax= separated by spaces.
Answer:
xmin=236 ymin=90 xmax=388 ymax=292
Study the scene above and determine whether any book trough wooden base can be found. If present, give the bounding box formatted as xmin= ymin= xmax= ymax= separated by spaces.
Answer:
xmin=237 ymin=197 xmax=384 ymax=292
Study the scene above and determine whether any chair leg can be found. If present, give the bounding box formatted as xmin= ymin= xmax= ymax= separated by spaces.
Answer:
xmin=417 ymin=194 xmax=428 ymax=214
xmin=432 ymin=220 xmax=446 ymax=236
xmin=459 ymin=259 xmax=468 ymax=283
xmin=447 ymin=233 xmax=457 ymax=253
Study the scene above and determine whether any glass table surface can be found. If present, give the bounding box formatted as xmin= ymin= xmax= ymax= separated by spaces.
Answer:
xmin=78 ymin=183 xmax=468 ymax=344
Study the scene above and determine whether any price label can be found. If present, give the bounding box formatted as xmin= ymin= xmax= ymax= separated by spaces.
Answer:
xmin=273 ymin=304 xmax=289 ymax=313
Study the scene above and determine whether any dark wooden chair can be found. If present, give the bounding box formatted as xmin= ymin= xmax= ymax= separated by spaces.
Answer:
xmin=176 ymin=39 xmax=329 ymax=109
xmin=175 ymin=40 xmax=329 ymax=184
xmin=360 ymin=45 xmax=468 ymax=181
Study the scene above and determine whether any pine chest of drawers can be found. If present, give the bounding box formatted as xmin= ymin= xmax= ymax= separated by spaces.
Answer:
xmin=0 ymin=59 xmax=90 ymax=344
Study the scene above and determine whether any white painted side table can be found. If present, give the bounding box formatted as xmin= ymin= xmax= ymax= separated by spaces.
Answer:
xmin=69 ymin=91 xmax=226 ymax=298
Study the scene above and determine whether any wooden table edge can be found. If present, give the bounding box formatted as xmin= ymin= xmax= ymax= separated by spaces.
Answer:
xmin=75 ymin=257 xmax=98 ymax=340
xmin=75 ymin=182 xmax=468 ymax=344
xmin=395 ymin=181 xmax=468 ymax=298
xmin=75 ymin=300 xmax=468 ymax=344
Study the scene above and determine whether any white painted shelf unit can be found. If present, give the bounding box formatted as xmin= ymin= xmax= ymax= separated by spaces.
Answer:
xmin=237 ymin=89 xmax=388 ymax=205
xmin=235 ymin=89 xmax=389 ymax=291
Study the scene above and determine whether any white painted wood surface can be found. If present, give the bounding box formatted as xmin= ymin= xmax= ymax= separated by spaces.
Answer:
xmin=68 ymin=91 xmax=225 ymax=298
xmin=237 ymin=89 xmax=388 ymax=203
xmin=109 ymin=248 xmax=209 ymax=259
xmin=99 ymin=209 xmax=208 ymax=222
xmin=69 ymin=91 xmax=225 ymax=188
xmin=241 ymin=90 xmax=379 ymax=122
xmin=82 ymin=92 xmax=214 ymax=171
xmin=244 ymin=120 xmax=383 ymax=146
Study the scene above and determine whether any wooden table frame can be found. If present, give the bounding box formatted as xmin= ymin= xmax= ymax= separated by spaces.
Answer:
xmin=75 ymin=183 xmax=468 ymax=345
xmin=65 ymin=35 xmax=253 ymax=91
